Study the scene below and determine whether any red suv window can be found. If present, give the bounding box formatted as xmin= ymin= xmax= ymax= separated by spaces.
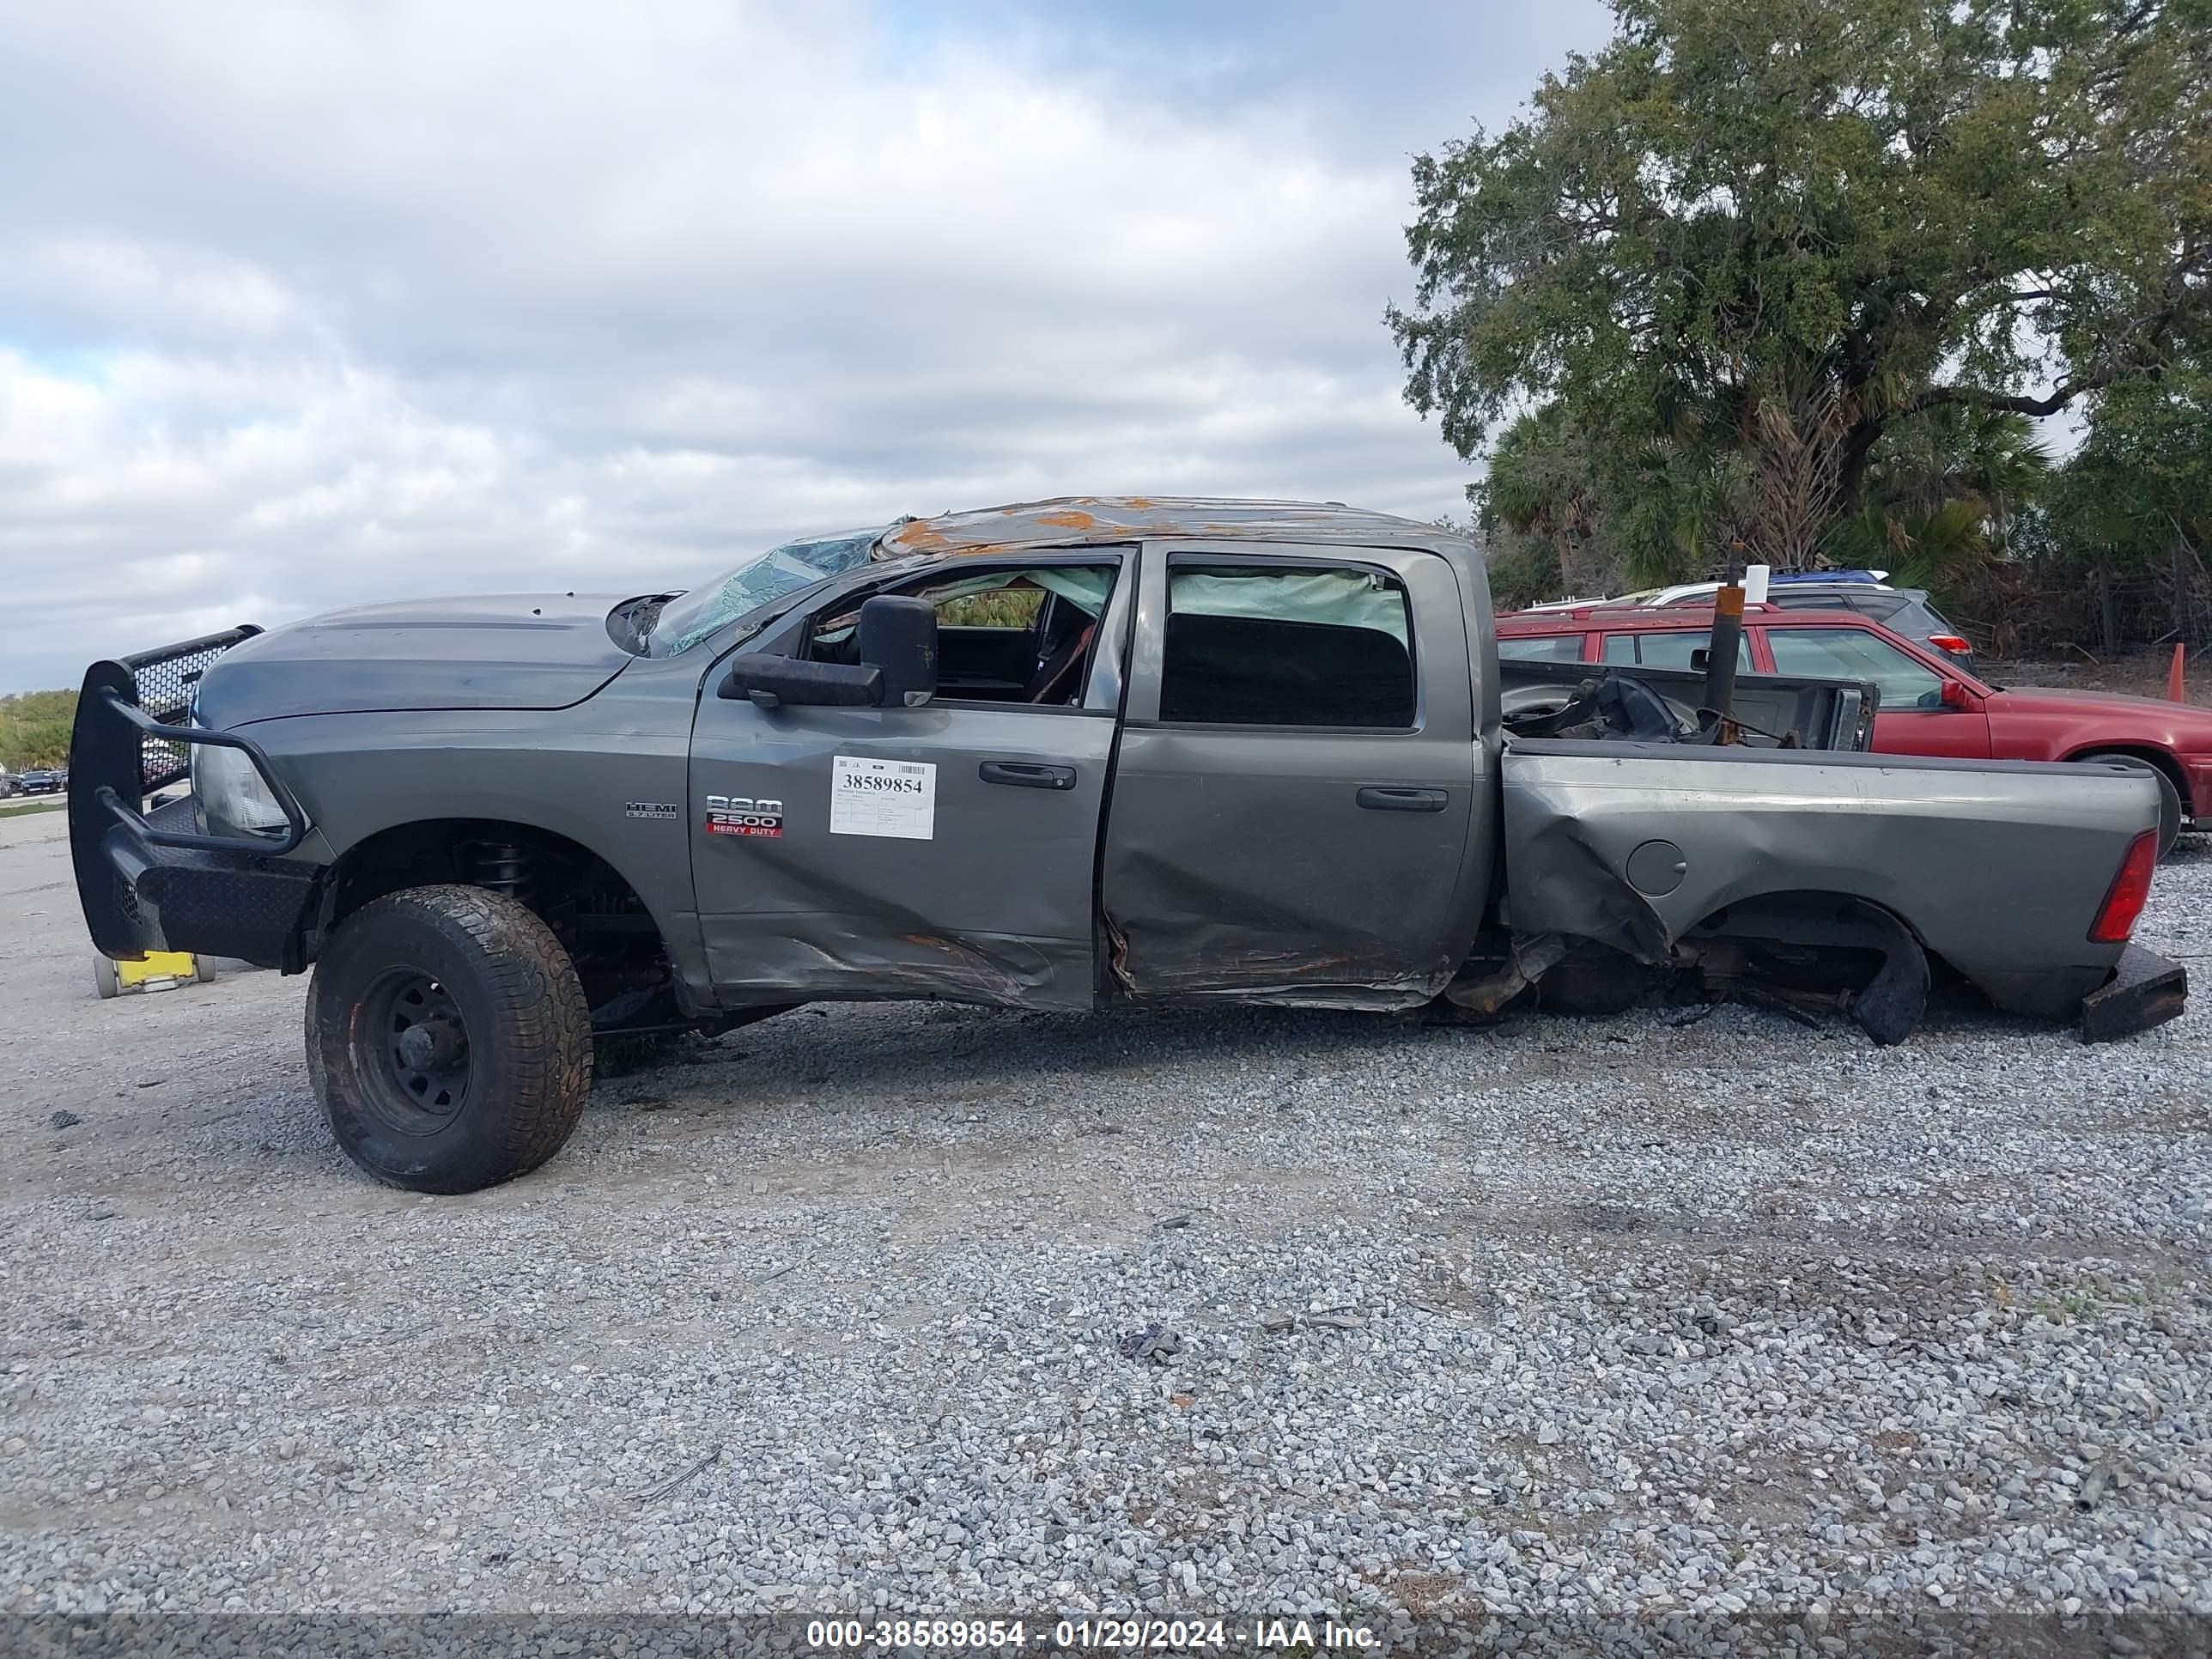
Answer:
xmin=1600 ymin=630 xmax=1749 ymax=672
xmin=1763 ymin=627 xmax=1946 ymax=710
xmin=1497 ymin=634 xmax=1588 ymax=663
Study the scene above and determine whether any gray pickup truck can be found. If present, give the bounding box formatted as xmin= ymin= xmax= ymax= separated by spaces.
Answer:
xmin=70 ymin=498 xmax=2185 ymax=1192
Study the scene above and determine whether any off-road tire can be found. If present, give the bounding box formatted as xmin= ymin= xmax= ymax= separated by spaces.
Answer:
xmin=2074 ymin=751 xmax=2183 ymax=860
xmin=307 ymin=884 xmax=592 ymax=1194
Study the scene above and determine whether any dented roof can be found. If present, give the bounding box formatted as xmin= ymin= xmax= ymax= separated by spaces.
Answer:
xmin=875 ymin=496 xmax=1478 ymax=562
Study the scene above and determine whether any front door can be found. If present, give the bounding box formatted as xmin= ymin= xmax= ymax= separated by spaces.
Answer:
xmin=688 ymin=550 xmax=1134 ymax=1010
xmin=1759 ymin=624 xmax=1992 ymax=757
xmin=1098 ymin=544 xmax=1480 ymax=1010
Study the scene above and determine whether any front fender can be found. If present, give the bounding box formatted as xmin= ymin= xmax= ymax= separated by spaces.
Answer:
xmin=244 ymin=700 xmax=708 ymax=994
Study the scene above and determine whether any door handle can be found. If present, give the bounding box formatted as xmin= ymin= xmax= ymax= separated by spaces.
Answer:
xmin=980 ymin=761 xmax=1078 ymax=791
xmin=1356 ymin=786 xmax=1448 ymax=812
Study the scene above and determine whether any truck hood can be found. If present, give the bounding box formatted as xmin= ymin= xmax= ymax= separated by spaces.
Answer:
xmin=2002 ymin=684 xmax=2197 ymax=712
xmin=1996 ymin=684 xmax=2212 ymax=726
xmin=1986 ymin=684 xmax=2212 ymax=750
xmin=192 ymin=593 xmax=637 ymax=726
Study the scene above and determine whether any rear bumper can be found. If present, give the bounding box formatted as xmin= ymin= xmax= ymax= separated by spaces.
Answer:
xmin=2080 ymin=944 xmax=2188 ymax=1042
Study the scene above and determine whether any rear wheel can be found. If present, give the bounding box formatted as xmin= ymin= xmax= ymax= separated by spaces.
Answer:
xmin=194 ymin=957 xmax=216 ymax=983
xmin=92 ymin=957 xmax=119 ymax=1000
xmin=307 ymin=885 xmax=592 ymax=1194
xmin=2074 ymin=751 xmax=2182 ymax=860
xmin=1536 ymin=941 xmax=1651 ymax=1016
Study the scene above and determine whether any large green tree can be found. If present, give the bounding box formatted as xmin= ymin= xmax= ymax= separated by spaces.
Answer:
xmin=2042 ymin=365 xmax=2212 ymax=634
xmin=1391 ymin=0 xmax=2212 ymax=574
xmin=0 ymin=690 xmax=76 ymax=771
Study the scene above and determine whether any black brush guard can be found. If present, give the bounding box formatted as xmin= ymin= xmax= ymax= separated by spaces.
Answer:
xmin=69 ymin=628 xmax=322 ymax=966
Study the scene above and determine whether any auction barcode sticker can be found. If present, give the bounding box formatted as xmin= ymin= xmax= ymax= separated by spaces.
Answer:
xmin=829 ymin=755 xmax=936 ymax=840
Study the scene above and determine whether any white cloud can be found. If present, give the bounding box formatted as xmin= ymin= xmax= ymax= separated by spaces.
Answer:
xmin=0 ymin=0 xmax=1613 ymax=690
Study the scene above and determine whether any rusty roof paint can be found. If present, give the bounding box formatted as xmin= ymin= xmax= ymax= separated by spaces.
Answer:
xmin=874 ymin=496 xmax=1476 ymax=562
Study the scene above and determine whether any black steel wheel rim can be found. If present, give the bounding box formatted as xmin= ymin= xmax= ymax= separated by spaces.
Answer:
xmin=358 ymin=969 xmax=473 ymax=1133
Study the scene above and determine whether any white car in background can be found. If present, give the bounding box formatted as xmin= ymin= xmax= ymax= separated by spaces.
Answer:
xmin=1636 ymin=574 xmax=1977 ymax=666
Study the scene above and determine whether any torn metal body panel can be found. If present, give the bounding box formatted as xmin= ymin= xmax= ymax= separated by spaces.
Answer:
xmin=1097 ymin=747 xmax=1470 ymax=1008
xmin=688 ymin=691 xmax=1116 ymax=1011
xmin=1097 ymin=538 xmax=1492 ymax=1010
xmin=876 ymin=497 xmax=1483 ymax=565
xmin=2081 ymin=944 xmax=2188 ymax=1042
xmin=1444 ymin=933 xmax=1572 ymax=1015
xmin=1501 ymin=738 xmax=2157 ymax=1020
xmin=1683 ymin=895 xmax=1929 ymax=1046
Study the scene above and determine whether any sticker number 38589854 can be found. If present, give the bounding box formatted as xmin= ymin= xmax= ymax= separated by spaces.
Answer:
xmin=830 ymin=756 xmax=936 ymax=840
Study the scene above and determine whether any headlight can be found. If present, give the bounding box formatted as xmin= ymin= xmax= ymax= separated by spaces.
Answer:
xmin=191 ymin=744 xmax=291 ymax=839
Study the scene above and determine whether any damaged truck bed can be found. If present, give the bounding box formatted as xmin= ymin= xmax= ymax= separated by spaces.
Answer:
xmin=72 ymin=496 xmax=2187 ymax=1192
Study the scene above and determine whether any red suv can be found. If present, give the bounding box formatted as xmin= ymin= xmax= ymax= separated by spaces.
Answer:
xmin=1495 ymin=604 xmax=2211 ymax=854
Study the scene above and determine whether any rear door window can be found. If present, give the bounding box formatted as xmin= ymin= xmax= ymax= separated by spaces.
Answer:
xmin=1601 ymin=630 xmax=1750 ymax=672
xmin=1498 ymin=634 xmax=1588 ymax=662
xmin=1160 ymin=564 xmax=1415 ymax=728
xmin=1771 ymin=589 xmax=1909 ymax=624
xmin=1765 ymin=627 xmax=1945 ymax=709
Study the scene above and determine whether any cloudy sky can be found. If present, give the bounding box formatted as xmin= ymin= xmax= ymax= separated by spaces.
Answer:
xmin=0 ymin=0 xmax=1613 ymax=692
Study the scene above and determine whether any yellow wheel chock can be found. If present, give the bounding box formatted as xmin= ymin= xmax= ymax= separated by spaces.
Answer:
xmin=93 ymin=951 xmax=215 ymax=1000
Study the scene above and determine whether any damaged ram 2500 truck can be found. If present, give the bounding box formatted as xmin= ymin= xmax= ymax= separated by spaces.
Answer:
xmin=71 ymin=499 xmax=2186 ymax=1193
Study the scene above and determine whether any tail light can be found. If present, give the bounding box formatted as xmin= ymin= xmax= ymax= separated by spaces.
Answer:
xmin=1928 ymin=634 xmax=1972 ymax=654
xmin=2089 ymin=830 xmax=2159 ymax=943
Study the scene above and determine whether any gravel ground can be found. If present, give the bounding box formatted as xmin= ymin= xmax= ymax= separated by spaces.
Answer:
xmin=2 ymin=805 xmax=2209 ymax=1644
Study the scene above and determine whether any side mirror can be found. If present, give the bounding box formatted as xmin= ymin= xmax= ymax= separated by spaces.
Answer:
xmin=858 ymin=594 xmax=938 ymax=707
xmin=1939 ymin=680 xmax=1970 ymax=710
xmin=714 ymin=594 xmax=939 ymax=710
xmin=719 ymin=653 xmax=881 ymax=709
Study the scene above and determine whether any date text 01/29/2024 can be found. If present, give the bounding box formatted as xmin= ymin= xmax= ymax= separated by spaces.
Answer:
xmin=803 ymin=1618 xmax=1381 ymax=1650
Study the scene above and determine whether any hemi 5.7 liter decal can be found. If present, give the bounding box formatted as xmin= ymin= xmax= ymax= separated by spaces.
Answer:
xmin=704 ymin=794 xmax=784 ymax=838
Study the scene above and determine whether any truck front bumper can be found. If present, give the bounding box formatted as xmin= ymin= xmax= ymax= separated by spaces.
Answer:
xmin=83 ymin=796 xmax=323 ymax=967
xmin=2080 ymin=944 xmax=2188 ymax=1043
xmin=69 ymin=633 xmax=323 ymax=969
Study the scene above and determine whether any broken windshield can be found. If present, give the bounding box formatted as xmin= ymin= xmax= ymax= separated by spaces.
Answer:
xmin=643 ymin=525 xmax=893 ymax=656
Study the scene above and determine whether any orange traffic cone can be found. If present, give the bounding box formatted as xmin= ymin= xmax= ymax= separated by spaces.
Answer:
xmin=2170 ymin=643 xmax=2188 ymax=703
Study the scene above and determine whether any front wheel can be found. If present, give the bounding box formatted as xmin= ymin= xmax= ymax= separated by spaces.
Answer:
xmin=2074 ymin=751 xmax=2183 ymax=860
xmin=307 ymin=885 xmax=592 ymax=1193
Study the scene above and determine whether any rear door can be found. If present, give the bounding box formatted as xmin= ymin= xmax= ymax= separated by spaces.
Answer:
xmin=687 ymin=550 xmax=1135 ymax=1010
xmin=1098 ymin=543 xmax=1483 ymax=1010
xmin=1758 ymin=623 xmax=1991 ymax=757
